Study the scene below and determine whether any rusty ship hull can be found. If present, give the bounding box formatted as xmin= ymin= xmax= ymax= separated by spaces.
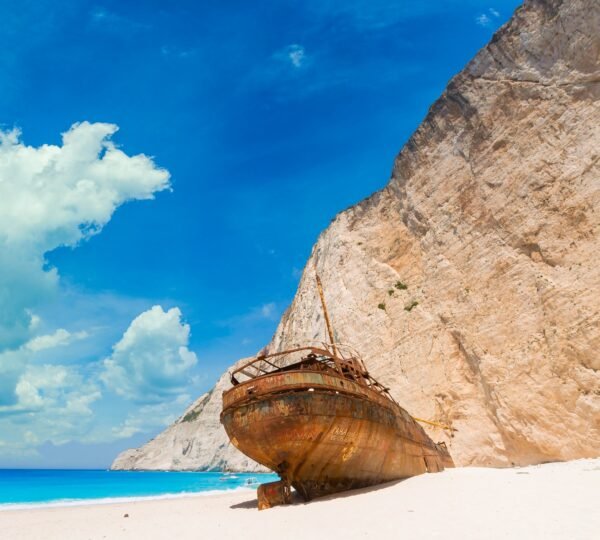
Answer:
xmin=221 ymin=364 xmax=454 ymax=501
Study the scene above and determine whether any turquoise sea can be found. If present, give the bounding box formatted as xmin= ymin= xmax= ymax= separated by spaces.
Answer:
xmin=0 ymin=470 xmax=278 ymax=509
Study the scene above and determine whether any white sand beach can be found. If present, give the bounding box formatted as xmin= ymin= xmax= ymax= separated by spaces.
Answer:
xmin=1 ymin=459 xmax=598 ymax=540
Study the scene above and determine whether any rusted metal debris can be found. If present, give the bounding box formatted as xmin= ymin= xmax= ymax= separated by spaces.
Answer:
xmin=257 ymin=480 xmax=291 ymax=510
xmin=220 ymin=344 xmax=455 ymax=509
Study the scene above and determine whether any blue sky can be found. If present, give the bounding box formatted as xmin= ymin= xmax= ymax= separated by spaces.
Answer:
xmin=0 ymin=0 xmax=521 ymax=468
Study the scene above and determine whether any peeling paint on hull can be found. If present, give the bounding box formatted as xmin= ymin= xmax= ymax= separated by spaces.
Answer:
xmin=221 ymin=369 xmax=454 ymax=500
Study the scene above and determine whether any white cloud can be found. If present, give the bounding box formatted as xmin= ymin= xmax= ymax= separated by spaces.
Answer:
xmin=0 ymin=122 xmax=171 ymax=456
xmin=0 ymin=336 xmax=101 ymax=416
xmin=0 ymin=305 xmax=199 ymax=453
xmin=0 ymin=327 xmax=89 ymax=413
xmin=0 ymin=122 xmax=169 ymax=249
xmin=100 ymin=305 xmax=198 ymax=403
xmin=287 ymin=44 xmax=306 ymax=68
xmin=273 ymin=44 xmax=308 ymax=70
xmin=476 ymin=13 xmax=491 ymax=26
xmin=0 ymin=348 xmax=29 ymax=408
xmin=0 ymin=122 xmax=170 ymax=350
xmin=260 ymin=302 xmax=276 ymax=318
xmin=0 ymin=361 xmax=102 ymax=454
xmin=0 ymin=361 xmax=101 ymax=424
xmin=476 ymin=9 xmax=500 ymax=27
xmin=25 ymin=328 xmax=88 ymax=352
xmin=0 ymin=324 xmax=104 ymax=456
xmin=14 ymin=365 xmax=95 ymax=413
xmin=110 ymin=394 xmax=191 ymax=439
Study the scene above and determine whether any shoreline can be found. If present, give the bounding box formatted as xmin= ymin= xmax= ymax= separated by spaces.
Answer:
xmin=1 ymin=459 xmax=598 ymax=540
xmin=0 ymin=485 xmax=256 ymax=512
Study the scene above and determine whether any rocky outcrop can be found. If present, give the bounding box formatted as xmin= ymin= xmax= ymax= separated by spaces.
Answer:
xmin=111 ymin=359 xmax=268 ymax=471
xmin=112 ymin=0 xmax=600 ymax=471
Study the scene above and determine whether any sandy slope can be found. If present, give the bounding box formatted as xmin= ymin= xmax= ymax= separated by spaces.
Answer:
xmin=1 ymin=459 xmax=598 ymax=540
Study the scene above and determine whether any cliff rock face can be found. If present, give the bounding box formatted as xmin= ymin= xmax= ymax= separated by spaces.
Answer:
xmin=111 ymin=359 xmax=267 ymax=471
xmin=112 ymin=0 xmax=599 ymax=471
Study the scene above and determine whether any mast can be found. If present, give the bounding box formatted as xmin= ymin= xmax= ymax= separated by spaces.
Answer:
xmin=314 ymin=267 xmax=338 ymax=357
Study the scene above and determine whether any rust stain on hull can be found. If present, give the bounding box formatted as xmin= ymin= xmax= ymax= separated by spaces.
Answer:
xmin=220 ymin=346 xmax=454 ymax=505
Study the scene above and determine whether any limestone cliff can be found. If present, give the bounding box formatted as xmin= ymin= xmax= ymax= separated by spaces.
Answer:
xmin=112 ymin=0 xmax=599 ymax=471
xmin=111 ymin=359 xmax=267 ymax=471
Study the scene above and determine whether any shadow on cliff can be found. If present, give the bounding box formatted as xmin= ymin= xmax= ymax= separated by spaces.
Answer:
xmin=229 ymin=478 xmax=406 ymax=510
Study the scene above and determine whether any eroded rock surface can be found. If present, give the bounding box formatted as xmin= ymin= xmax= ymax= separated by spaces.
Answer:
xmin=111 ymin=358 xmax=268 ymax=471
xmin=112 ymin=0 xmax=599 ymax=471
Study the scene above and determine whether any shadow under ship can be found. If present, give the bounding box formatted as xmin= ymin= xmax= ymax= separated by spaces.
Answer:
xmin=220 ymin=274 xmax=454 ymax=508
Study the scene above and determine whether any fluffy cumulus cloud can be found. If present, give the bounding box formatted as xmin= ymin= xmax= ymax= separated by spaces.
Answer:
xmin=0 ymin=333 xmax=102 ymax=455
xmin=0 ymin=122 xmax=170 ymax=349
xmin=0 ymin=305 xmax=199 ymax=456
xmin=8 ymin=364 xmax=100 ymax=418
xmin=0 ymin=328 xmax=89 ymax=411
xmin=101 ymin=306 xmax=198 ymax=403
xmin=0 ymin=122 xmax=169 ymax=248
xmin=0 ymin=122 xmax=174 ymax=458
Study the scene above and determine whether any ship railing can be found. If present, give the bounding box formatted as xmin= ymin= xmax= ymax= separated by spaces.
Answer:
xmin=230 ymin=344 xmax=332 ymax=384
xmin=229 ymin=342 xmax=398 ymax=405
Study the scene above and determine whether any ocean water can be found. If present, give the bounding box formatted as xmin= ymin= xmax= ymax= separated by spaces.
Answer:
xmin=0 ymin=469 xmax=278 ymax=509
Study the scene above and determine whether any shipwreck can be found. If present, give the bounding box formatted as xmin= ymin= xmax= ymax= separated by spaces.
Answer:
xmin=220 ymin=272 xmax=454 ymax=509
